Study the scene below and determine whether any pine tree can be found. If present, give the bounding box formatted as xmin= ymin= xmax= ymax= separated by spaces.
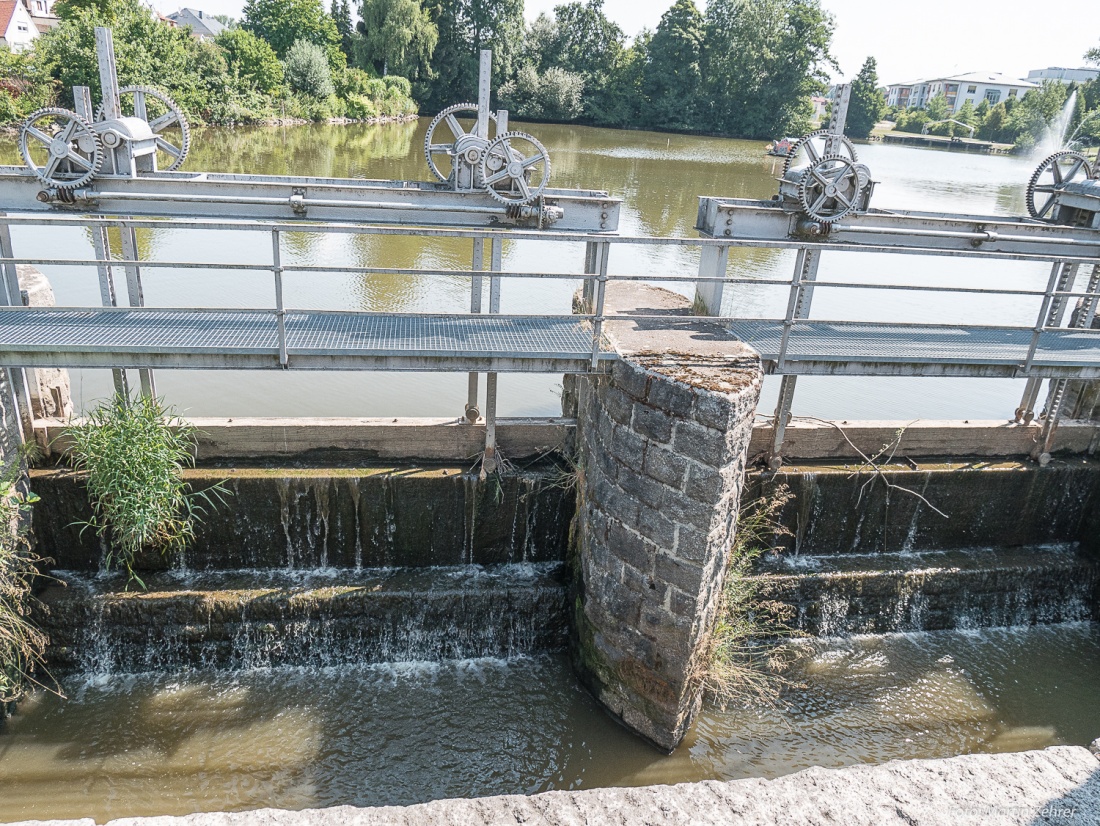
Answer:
xmin=844 ymin=56 xmax=886 ymax=139
xmin=644 ymin=0 xmax=705 ymax=129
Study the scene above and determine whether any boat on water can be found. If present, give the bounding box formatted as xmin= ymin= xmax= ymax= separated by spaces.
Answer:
xmin=765 ymin=136 xmax=796 ymax=157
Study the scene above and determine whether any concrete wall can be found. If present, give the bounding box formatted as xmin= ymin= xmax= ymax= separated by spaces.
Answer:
xmin=566 ymin=283 xmax=762 ymax=752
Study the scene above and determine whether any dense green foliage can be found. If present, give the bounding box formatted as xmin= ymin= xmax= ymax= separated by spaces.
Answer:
xmin=0 ymin=459 xmax=50 ymax=705
xmin=0 ymin=0 xmax=417 ymax=126
xmin=844 ymin=57 xmax=886 ymax=139
xmin=285 ymin=38 xmax=336 ymax=97
xmin=643 ymin=0 xmax=704 ymax=129
xmin=66 ymin=394 xmax=228 ymax=588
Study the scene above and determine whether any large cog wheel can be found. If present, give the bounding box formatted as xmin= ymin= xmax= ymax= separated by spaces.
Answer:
xmin=783 ymin=128 xmax=858 ymax=176
xmin=1026 ymin=150 xmax=1094 ymax=220
xmin=797 ymin=154 xmax=864 ymax=223
xmin=19 ymin=107 xmax=103 ymax=189
xmin=424 ymin=103 xmax=497 ymax=183
xmin=96 ymin=85 xmax=191 ymax=171
xmin=479 ymin=131 xmax=551 ymax=206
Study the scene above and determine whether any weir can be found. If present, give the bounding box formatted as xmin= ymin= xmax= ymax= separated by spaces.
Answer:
xmin=2 ymin=29 xmax=1100 ymax=757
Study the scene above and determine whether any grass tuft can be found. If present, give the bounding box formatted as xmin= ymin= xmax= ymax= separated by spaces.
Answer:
xmin=699 ymin=484 xmax=802 ymax=709
xmin=65 ymin=394 xmax=229 ymax=587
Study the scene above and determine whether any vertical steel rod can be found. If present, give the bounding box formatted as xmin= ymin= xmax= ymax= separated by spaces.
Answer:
xmin=90 ymin=226 xmax=129 ymax=397
xmin=1022 ymin=261 xmax=1067 ymax=374
xmin=272 ymin=229 xmax=288 ymax=367
xmin=0 ymin=217 xmax=33 ymax=441
xmin=118 ymin=222 xmax=155 ymax=397
xmin=694 ymin=243 xmax=728 ymax=315
xmin=466 ymin=238 xmax=485 ymax=421
xmin=482 ymin=371 xmax=498 ymax=476
xmin=489 ymin=237 xmax=502 ymax=314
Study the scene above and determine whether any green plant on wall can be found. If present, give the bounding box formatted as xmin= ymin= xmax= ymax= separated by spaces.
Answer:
xmin=701 ymin=484 xmax=801 ymax=708
xmin=66 ymin=394 xmax=228 ymax=588
xmin=0 ymin=454 xmax=53 ymax=705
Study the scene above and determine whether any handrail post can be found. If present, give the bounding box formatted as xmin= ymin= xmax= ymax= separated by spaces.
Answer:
xmin=118 ymin=222 xmax=155 ymax=398
xmin=0 ymin=215 xmax=34 ymax=442
xmin=694 ymin=243 xmax=728 ymax=315
xmin=1022 ymin=260 xmax=1066 ymax=376
xmin=272 ymin=229 xmax=288 ymax=367
xmin=770 ymin=246 xmax=819 ymax=468
xmin=1017 ymin=260 xmax=1077 ymax=420
xmin=589 ymin=241 xmax=610 ymax=370
xmin=483 ymin=237 xmax=503 ymax=461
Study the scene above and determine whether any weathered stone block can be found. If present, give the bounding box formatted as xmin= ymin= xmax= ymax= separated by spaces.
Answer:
xmin=602 ymin=386 xmax=635 ymax=427
xmin=642 ymin=445 xmax=688 ymax=489
xmin=633 ymin=404 xmax=674 ymax=444
xmin=647 ymin=379 xmax=695 ymax=419
xmin=611 ymin=360 xmax=649 ymax=401
xmin=684 ymin=464 xmax=723 ymax=503
xmin=607 ymin=521 xmax=654 ymax=574
xmin=692 ymin=392 xmax=732 ymax=431
xmin=673 ymin=420 xmax=729 ymax=467
xmin=654 ymin=552 xmax=705 ymax=594
xmin=637 ymin=506 xmax=678 ymax=551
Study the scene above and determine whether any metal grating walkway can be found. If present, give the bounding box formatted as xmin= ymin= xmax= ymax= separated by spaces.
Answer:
xmin=0 ymin=308 xmax=605 ymax=372
xmin=728 ymin=320 xmax=1100 ymax=378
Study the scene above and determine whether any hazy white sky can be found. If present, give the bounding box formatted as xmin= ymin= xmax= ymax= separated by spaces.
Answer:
xmin=151 ymin=0 xmax=1099 ymax=84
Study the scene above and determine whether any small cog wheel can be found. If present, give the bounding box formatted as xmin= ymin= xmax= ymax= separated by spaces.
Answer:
xmin=479 ymin=131 xmax=551 ymax=205
xmin=97 ymin=85 xmax=191 ymax=171
xmin=424 ymin=103 xmax=497 ymax=183
xmin=797 ymin=154 xmax=864 ymax=223
xmin=19 ymin=107 xmax=103 ymax=189
xmin=783 ymin=129 xmax=858 ymax=176
xmin=1026 ymin=150 xmax=1093 ymax=220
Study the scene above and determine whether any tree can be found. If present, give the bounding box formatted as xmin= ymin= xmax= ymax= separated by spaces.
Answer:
xmin=419 ymin=0 xmax=523 ymax=110
xmin=1086 ymin=40 xmax=1099 ymax=66
xmin=357 ymin=0 xmax=438 ymax=79
xmin=331 ymin=0 xmax=355 ymax=58
xmin=844 ymin=56 xmax=885 ymax=139
xmin=644 ymin=0 xmax=704 ymax=129
xmin=545 ymin=0 xmax=625 ymax=122
xmin=702 ymin=0 xmax=836 ymax=138
xmin=242 ymin=0 xmax=343 ymax=69
xmin=284 ymin=38 xmax=335 ymax=97
xmin=1003 ymin=80 xmax=1068 ymax=150
xmin=925 ymin=92 xmax=949 ymax=122
xmin=498 ymin=64 xmax=584 ymax=120
xmin=977 ymin=101 xmax=1007 ymax=142
xmin=216 ymin=28 xmax=284 ymax=93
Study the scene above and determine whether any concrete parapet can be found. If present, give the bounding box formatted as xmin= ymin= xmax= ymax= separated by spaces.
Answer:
xmin=566 ymin=283 xmax=761 ymax=751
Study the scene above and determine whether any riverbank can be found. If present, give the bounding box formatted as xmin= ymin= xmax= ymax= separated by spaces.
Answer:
xmin=9 ymin=745 xmax=1097 ymax=826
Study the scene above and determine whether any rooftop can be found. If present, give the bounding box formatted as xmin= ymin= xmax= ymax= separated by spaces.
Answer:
xmin=166 ymin=7 xmax=225 ymax=38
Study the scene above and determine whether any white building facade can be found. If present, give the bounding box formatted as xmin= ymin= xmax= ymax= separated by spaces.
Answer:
xmin=0 ymin=0 xmax=39 ymax=52
xmin=887 ymin=72 xmax=1039 ymax=113
xmin=1027 ymin=67 xmax=1100 ymax=85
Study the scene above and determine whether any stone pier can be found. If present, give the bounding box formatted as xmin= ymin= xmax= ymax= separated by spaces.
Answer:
xmin=564 ymin=282 xmax=762 ymax=751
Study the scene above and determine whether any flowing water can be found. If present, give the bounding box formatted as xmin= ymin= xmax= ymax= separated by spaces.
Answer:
xmin=1 ymin=624 xmax=1098 ymax=823
xmin=0 ymin=119 xmax=1058 ymax=421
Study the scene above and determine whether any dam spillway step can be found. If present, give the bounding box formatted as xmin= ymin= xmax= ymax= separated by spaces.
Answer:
xmin=38 ymin=563 xmax=569 ymax=676
xmin=752 ymin=545 xmax=1100 ymax=636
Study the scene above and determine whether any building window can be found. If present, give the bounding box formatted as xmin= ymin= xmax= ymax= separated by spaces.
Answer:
xmin=985 ymin=89 xmax=1001 ymax=105
xmin=967 ymin=85 xmax=977 ymax=94
xmin=1008 ymin=89 xmax=1018 ymax=98
xmin=17 ymin=23 xmax=28 ymax=31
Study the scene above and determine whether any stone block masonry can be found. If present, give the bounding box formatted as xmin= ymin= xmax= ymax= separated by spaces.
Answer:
xmin=566 ymin=282 xmax=762 ymax=751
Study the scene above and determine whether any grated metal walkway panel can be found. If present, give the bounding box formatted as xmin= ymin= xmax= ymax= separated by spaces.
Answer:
xmin=0 ymin=308 xmax=603 ymax=372
xmin=729 ymin=319 xmax=1100 ymax=378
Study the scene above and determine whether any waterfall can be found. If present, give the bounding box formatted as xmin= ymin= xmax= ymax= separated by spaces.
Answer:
xmin=1033 ymin=90 xmax=1078 ymax=157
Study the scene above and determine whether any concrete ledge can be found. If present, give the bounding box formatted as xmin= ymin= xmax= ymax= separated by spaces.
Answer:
xmin=33 ymin=417 xmax=1100 ymax=463
xmin=33 ymin=417 xmax=572 ymax=462
xmin=11 ymin=746 xmax=1099 ymax=826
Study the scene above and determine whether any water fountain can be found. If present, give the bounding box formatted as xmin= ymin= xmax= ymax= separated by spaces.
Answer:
xmin=1033 ymin=89 xmax=1078 ymax=157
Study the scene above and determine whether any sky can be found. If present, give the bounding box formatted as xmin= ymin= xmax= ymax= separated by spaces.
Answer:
xmin=150 ymin=0 xmax=1099 ymax=85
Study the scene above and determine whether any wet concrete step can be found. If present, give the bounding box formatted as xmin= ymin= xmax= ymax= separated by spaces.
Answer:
xmin=38 ymin=563 xmax=569 ymax=675
xmin=752 ymin=545 xmax=1100 ymax=636
xmin=30 ymin=465 xmax=574 ymax=572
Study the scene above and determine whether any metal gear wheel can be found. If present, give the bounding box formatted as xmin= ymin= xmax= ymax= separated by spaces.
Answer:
xmin=797 ymin=154 xmax=864 ymax=223
xmin=1026 ymin=150 xmax=1094 ymax=220
xmin=783 ymin=128 xmax=858 ymax=176
xmin=19 ymin=107 xmax=104 ymax=189
xmin=423 ymin=103 xmax=497 ymax=183
xmin=479 ymin=131 xmax=551 ymax=205
xmin=96 ymin=85 xmax=191 ymax=171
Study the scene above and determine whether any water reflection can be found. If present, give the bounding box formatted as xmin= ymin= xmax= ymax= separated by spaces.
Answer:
xmin=1 ymin=623 xmax=1097 ymax=823
xmin=0 ymin=122 xmax=1059 ymax=419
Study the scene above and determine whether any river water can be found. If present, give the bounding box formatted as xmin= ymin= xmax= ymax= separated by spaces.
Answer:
xmin=2 ymin=623 xmax=1098 ymax=823
xmin=0 ymin=119 xmax=1055 ymax=420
